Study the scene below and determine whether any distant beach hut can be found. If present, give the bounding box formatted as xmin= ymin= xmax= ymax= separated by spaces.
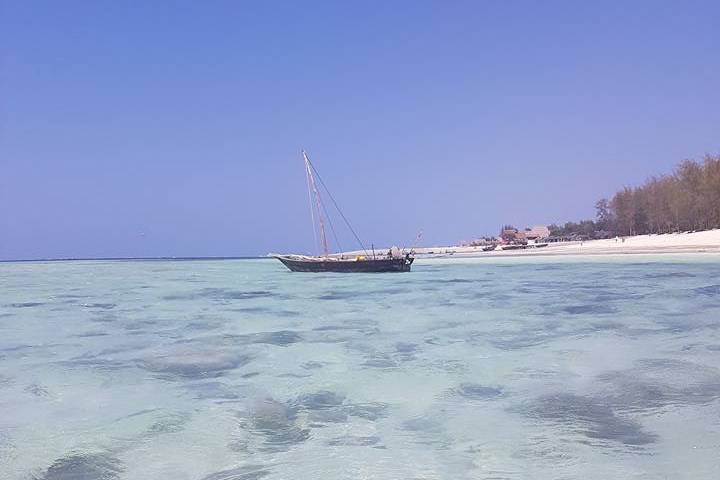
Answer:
xmin=526 ymin=225 xmax=551 ymax=240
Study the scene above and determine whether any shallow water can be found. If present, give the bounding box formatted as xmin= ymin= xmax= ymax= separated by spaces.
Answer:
xmin=1 ymin=255 xmax=720 ymax=479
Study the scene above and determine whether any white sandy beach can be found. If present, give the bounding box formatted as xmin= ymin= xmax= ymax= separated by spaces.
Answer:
xmin=343 ymin=230 xmax=720 ymax=258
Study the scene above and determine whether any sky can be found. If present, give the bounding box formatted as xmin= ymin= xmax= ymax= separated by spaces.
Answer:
xmin=1 ymin=1 xmax=719 ymax=260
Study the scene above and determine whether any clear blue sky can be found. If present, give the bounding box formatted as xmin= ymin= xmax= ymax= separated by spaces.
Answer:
xmin=1 ymin=1 xmax=718 ymax=259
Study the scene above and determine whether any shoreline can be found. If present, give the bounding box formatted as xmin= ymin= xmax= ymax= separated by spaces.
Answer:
xmin=419 ymin=245 xmax=720 ymax=259
xmin=4 ymin=231 xmax=719 ymax=263
xmin=342 ymin=230 xmax=720 ymax=259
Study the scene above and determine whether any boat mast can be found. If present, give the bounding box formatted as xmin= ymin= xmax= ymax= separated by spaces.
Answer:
xmin=303 ymin=150 xmax=329 ymax=257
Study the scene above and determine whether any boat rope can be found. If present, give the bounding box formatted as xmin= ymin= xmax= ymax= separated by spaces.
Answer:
xmin=304 ymin=152 xmax=329 ymax=256
xmin=317 ymin=187 xmax=343 ymax=254
xmin=306 ymin=156 xmax=369 ymax=257
xmin=304 ymin=157 xmax=319 ymax=255
xmin=402 ymin=230 xmax=423 ymax=254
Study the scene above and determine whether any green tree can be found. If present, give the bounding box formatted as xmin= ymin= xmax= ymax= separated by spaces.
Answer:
xmin=595 ymin=198 xmax=613 ymax=231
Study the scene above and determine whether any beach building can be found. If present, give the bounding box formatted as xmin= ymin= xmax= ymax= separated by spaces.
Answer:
xmin=501 ymin=228 xmax=518 ymax=242
xmin=526 ymin=225 xmax=550 ymax=240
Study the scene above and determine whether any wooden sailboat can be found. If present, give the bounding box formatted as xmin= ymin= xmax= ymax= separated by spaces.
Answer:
xmin=274 ymin=151 xmax=414 ymax=273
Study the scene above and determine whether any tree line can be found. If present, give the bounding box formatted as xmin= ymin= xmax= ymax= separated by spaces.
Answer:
xmin=549 ymin=154 xmax=720 ymax=238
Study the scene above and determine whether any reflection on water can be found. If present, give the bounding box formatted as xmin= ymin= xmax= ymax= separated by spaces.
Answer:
xmin=1 ymin=256 xmax=720 ymax=479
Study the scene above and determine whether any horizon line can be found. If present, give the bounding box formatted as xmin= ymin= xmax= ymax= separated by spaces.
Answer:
xmin=0 ymin=255 xmax=269 ymax=263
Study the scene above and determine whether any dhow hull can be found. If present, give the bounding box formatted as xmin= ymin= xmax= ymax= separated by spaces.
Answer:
xmin=276 ymin=256 xmax=413 ymax=273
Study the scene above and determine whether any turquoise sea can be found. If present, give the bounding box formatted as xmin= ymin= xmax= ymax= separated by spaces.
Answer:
xmin=1 ymin=256 xmax=720 ymax=479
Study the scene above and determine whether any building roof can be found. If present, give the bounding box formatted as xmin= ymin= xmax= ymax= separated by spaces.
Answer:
xmin=526 ymin=225 xmax=550 ymax=238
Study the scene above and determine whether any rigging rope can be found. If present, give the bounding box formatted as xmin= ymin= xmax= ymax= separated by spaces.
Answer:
xmin=306 ymin=158 xmax=369 ymax=257
xmin=305 ymin=159 xmax=319 ymax=255
xmin=317 ymin=191 xmax=343 ymax=255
